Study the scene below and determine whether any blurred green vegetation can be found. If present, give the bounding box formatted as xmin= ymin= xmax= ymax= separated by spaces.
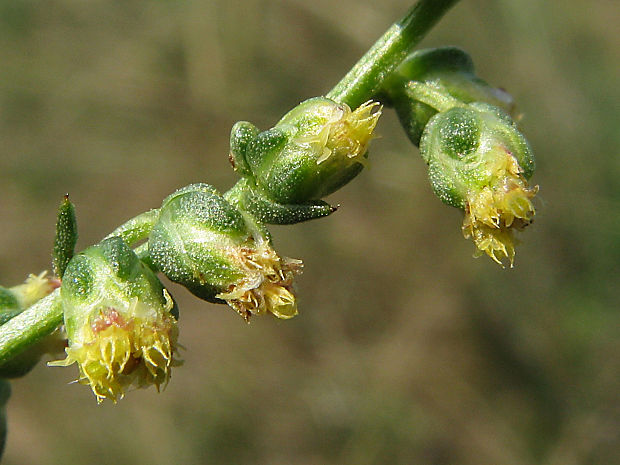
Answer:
xmin=0 ymin=0 xmax=618 ymax=464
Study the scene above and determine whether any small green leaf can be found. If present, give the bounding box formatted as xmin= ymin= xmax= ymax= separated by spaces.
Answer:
xmin=52 ymin=194 xmax=78 ymax=278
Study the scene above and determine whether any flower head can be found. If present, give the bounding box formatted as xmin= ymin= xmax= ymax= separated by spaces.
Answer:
xmin=229 ymin=98 xmax=381 ymax=205
xmin=460 ymin=145 xmax=537 ymax=265
xmin=0 ymin=272 xmax=62 ymax=379
xmin=50 ymin=237 xmax=179 ymax=402
xmin=284 ymin=98 xmax=381 ymax=166
xmin=420 ymin=102 xmax=537 ymax=266
xmin=149 ymin=184 xmax=302 ymax=321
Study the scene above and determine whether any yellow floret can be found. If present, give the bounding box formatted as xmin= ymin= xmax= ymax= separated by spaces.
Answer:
xmin=217 ymin=242 xmax=302 ymax=322
xmin=50 ymin=291 xmax=179 ymax=403
xmin=462 ymin=145 xmax=538 ymax=266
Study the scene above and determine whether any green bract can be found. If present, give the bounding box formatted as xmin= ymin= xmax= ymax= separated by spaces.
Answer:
xmin=149 ymin=184 xmax=302 ymax=321
xmin=382 ymin=47 xmax=515 ymax=145
xmin=53 ymin=195 xmax=78 ymax=279
xmin=50 ymin=237 xmax=179 ymax=403
xmin=227 ymin=97 xmax=381 ymax=224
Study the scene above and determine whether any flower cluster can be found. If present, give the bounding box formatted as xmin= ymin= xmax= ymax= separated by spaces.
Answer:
xmin=44 ymin=97 xmax=381 ymax=401
xmin=0 ymin=38 xmax=540 ymax=405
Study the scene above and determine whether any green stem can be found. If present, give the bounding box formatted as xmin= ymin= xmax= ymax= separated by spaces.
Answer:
xmin=105 ymin=209 xmax=160 ymax=246
xmin=326 ymin=0 xmax=460 ymax=108
xmin=406 ymin=81 xmax=463 ymax=112
xmin=0 ymin=290 xmax=63 ymax=365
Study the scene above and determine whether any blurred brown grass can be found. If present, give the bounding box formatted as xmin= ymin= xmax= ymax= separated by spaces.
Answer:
xmin=1 ymin=1 xmax=619 ymax=464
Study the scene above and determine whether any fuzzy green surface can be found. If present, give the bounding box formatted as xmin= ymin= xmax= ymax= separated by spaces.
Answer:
xmin=421 ymin=103 xmax=534 ymax=208
xmin=52 ymin=196 xmax=78 ymax=279
xmin=225 ymin=178 xmax=335 ymax=225
xmin=61 ymin=237 xmax=173 ymax=338
xmin=149 ymin=184 xmax=251 ymax=302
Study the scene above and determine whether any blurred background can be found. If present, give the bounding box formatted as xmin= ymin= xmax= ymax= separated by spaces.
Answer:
xmin=0 ymin=0 xmax=618 ymax=464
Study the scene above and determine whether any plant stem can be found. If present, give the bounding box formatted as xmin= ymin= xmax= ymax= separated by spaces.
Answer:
xmin=326 ymin=0 xmax=460 ymax=108
xmin=0 ymin=290 xmax=63 ymax=365
xmin=406 ymin=80 xmax=463 ymax=112
xmin=104 ymin=209 xmax=160 ymax=246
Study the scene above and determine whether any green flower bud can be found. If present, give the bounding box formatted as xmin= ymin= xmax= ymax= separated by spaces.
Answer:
xmin=382 ymin=47 xmax=515 ymax=145
xmin=418 ymin=91 xmax=537 ymax=266
xmin=228 ymin=97 xmax=381 ymax=223
xmin=149 ymin=184 xmax=302 ymax=321
xmin=49 ymin=237 xmax=179 ymax=403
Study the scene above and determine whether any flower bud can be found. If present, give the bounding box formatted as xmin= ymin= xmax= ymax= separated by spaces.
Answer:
xmin=0 ymin=273 xmax=61 ymax=378
xmin=149 ymin=184 xmax=302 ymax=321
xmin=1 ymin=272 xmax=59 ymax=318
xmin=382 ymin=47 xmax=515 ymax=145
xmin=229 ymin=97 xmax=381 ymax=213
xmin=420 ymin=100 xmax=537 ymax=266
xmin=49 ymin=237 xmax=179 ymax=402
